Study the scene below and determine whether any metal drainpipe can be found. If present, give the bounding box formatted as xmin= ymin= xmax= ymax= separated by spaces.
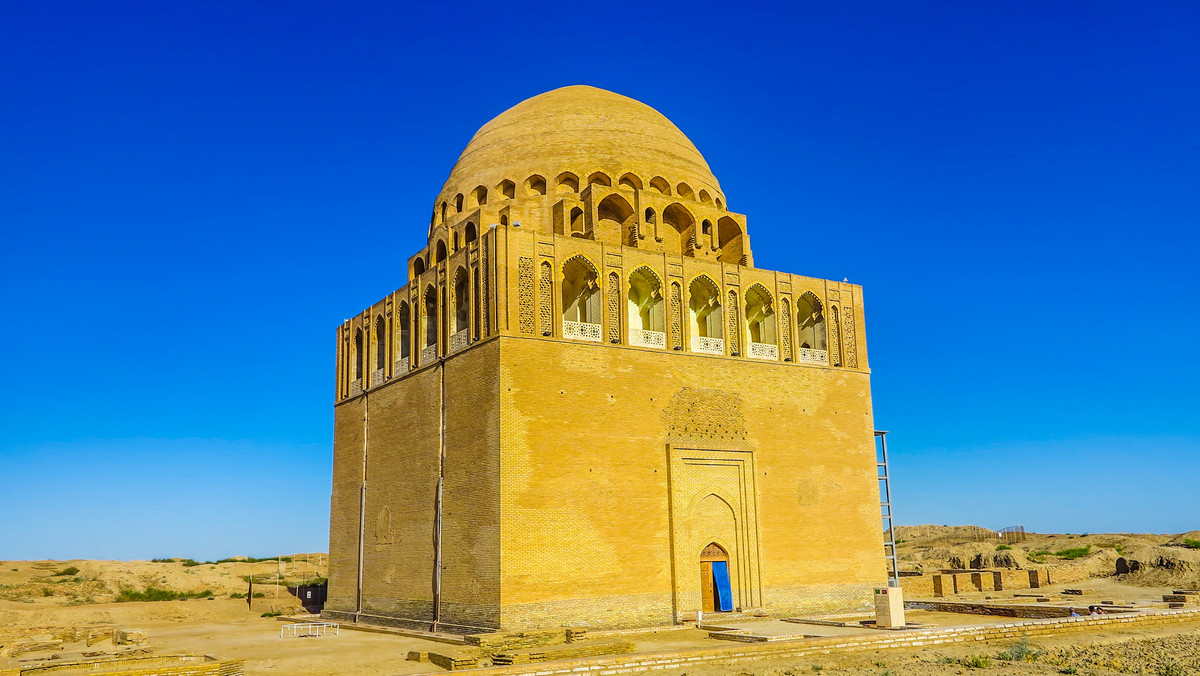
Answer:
xmin=432 ymin=357 xmax=445 ymax=632
xmin=355 ymin=390 xmax=368 ymax=622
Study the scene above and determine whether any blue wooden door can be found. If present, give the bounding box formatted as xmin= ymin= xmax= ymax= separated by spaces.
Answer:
xmin=711 ymin=561 xmax=733 ymax=611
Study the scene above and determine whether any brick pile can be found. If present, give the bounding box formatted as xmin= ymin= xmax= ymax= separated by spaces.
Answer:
xmin=1163 ymin=590 xmax=1199 ymax=608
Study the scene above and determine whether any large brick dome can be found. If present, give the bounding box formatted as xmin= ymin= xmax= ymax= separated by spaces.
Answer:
xmin=433 ymin=85 xmax=724 ymax=230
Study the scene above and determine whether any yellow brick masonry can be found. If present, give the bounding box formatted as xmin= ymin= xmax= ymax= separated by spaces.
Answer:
xmin=455 ymin=609 xmax=1200 ymax=676
xmin=327 ymin=86 xmax=884 ymax=632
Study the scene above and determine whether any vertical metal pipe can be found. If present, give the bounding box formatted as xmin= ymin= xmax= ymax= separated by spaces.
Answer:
xmin=432 ymin=359 xmax=445 ymax=631
xmin=356 ymin=391 xmax=368 ymax=620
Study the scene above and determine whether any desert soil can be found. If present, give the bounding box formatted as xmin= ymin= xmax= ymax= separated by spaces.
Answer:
xmin=3 ymin=529 xmax=1199 ymax=675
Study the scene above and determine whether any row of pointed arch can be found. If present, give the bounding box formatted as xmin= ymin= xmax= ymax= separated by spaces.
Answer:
xmin=528 ymin=255 xmax=840 ymax=364
xmin=433 ymin=170 xmax=725 ymax=226
xmin=348 ymin=264 xmax=485 ymax=385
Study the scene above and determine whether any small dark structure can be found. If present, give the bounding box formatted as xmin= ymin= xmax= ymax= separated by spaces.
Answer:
xmin=288 ymin=583 xmax=328 ymax=614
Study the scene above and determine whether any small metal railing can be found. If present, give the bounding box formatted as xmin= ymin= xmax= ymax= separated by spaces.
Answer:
xmin=280 ymin=622 xmax=339 ymax=638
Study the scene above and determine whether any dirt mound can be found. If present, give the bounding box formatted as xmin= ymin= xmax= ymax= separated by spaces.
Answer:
xmin=1115 ymin=545 xmax=1200 ymax=589
xmin=916 ymin=542 xmax=1030 ymax=570
xmin=0 ymin=554 xmax=327 ymax=606
xmin=895 ymin=525 xmax=998 ymax=545
xmin=1164 ymin=531 xmax=1200 ymax=546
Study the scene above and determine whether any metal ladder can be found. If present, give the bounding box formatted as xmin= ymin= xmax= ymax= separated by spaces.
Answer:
xmin=875 ymin=430 xmax=899 ymax=587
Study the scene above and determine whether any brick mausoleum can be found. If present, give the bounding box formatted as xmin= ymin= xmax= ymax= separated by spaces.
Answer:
xmin=323 ymin=85 xmax=887 ymax=633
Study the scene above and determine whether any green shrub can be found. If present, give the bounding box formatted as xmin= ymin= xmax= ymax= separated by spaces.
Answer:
xmin=1182 ymin=539 xmax=1200 ymax=550
xmin=230 ymin=592 xmax=246 ymax=599
xmin=214 ymin=556 xmax=294 ymax=564
xmin=253 ymin=592 xmax=265 ymax=598
xmin=995 ymin=544 xmax=1012 ymax=551
xmin=959 ymin=654 xmax=990 ymax=668
xmin=53 ymin=566 xmax=80 ymax=576
xmin=1159 ymin=663 xmax=1186 ymax=676
xmin=1060 ymin=668 xmax=1077 ymax=674
xmin=115 ymin=586 xmax=214 ymax=602
xmin=181 ymin=559 xmax=203 ymax=567
xmin=261 ymin=611 xmax=283 ymax=618
xmin=1054 ymin=546 xmax=1092 ymax=560
xmin=150 ymin=558 xmax=175 ymax=563
xmin=997 ymin=637 xmax=1041 ymax=661
xmin=42 ymin=587 xmax=53 ymax=597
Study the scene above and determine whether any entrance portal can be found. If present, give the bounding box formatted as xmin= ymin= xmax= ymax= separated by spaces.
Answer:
xmin=699 ymin=543 xmax=733 ymax=612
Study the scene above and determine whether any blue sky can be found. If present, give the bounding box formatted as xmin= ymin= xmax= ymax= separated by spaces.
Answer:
xmin=2 ymin=1 xmax=1197 ymax=560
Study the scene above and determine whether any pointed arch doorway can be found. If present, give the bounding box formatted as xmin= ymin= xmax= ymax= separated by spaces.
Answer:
xmin=700 ymin=543 xmax=733 ymax=612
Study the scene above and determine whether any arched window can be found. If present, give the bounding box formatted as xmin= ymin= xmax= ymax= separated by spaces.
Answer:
xmin=561 ymin=256 xmax=601 ymax=340
xmin=453 ymin=232 xmax=460 ymax=252
xmin=699 ymin=189 xmax=713 ymax=205
xmin=497 ymin=179 xmax=515 ymax=199
xmin=469 ymin=185 xmax=487 ymax=207
xmin=597 ymin=194 xmax=634 ymax=242
xmin=555 ymin=172 xmax=579 ymax=194
xmin=715 ymin=196 xmax=725 ymax=209
xmin=500 ymin=214 xmax=509 ymax=226
xmin=717 ymin=216 xmax=744 ymax=264
xmin=465 ymin=222 xmax=477 ymax=243
xmin=745 ymin=284 xmax=777 ymax=359
xmin=676 ymin=182 xmax=694 ymax=200
xmin=412 ymin=256 xmax=426 ymax=278
xmin=453 ymin=268 xmax=469 ymax=335
xmin=454 ymin=193 xmax=464 ymax=212
xmin=569 ymin=207 xmax=586 ymax=237
xmin=618 ymin=173 xmax=642 ymax=190
xmin=649 ymin=176 xmax=671 ymax=195
xmin=688 ymin=276 xmax=723 ymax=354
xmin=435 ymin=240 xmax=447 ymax=263
xmin=423 ymin=285 xmax=438 ymax=349
xmin=525 ymin=174 xmax=546 ymax=196
xmin=473 ymin=268 xmax=481 ymax=340
xmin=587 ymin=171 xmax=611 ymax=187
xmin=440 ymin=201 xmax=448 ymax=223
xmin=628 ymin=267 xmax=664 ymax=347
xmin=375 ymin=315 xmax=387 ymax=371
xmin=397 ymin=302 xmax=411 ymax=362
xmin=353 ymin=329 xmax=364 ymax=380
xmin=796 ymin=292 xmax=828 ymax=363
xmin=662 ymin=203 xmax=695 ymax=257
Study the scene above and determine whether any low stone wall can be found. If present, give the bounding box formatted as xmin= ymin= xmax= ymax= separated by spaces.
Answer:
xmin=452 ymin=609 xmax=1200 ymax=675
xmin=14 ymin=654 xmax=243 ymax=676
xmin=904 ymin=601 xmax=1074 ymax=619
xmin=0 ymin=626 xmax=147 ymax=658
xmin=903 ymin=568 xmax=1052 ymax=597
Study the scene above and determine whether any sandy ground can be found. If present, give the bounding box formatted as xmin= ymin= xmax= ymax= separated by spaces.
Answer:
xmin=4 ymin=593 xmax=1198 ymax=675
xmin=4 ymin=531 xmax=1199 ymax=674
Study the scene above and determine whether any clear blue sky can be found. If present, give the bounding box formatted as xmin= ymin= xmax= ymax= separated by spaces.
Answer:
xmin=2 ymin=1 xmax=1197 ymax=560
